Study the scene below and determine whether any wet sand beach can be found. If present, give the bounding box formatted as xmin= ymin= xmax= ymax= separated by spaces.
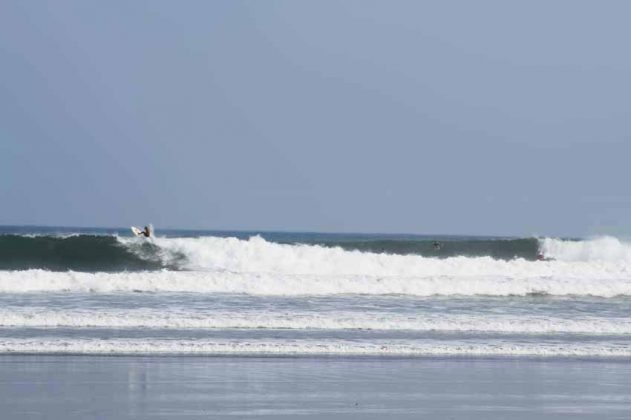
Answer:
xmin=2 ymin=355 xmax=631 ymax=419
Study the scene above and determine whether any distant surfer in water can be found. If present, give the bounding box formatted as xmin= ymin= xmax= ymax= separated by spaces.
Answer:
xmin=432 ymin=241 xmax=442 ymax=251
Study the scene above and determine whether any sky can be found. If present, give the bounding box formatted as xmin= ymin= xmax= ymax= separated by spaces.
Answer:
xmin=1 ymin=0 xmax=630 ymax=237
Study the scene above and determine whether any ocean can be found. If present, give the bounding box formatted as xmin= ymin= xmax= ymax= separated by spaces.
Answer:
xmin=2 ymin=226 xmax=631 ymax=418
xmin=1 ymin=226 xmax=631 ymax=357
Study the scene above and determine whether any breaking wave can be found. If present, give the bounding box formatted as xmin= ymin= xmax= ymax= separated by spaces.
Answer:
xmin=541 ymin=236 xmax=631 ymax=262
xmin=3 ymin=233 xmax=631 ymax=272
xmin=1 ymin=234 xmax=631 ymax=297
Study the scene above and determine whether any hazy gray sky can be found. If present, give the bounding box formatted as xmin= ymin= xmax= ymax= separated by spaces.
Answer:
xmin=1 ymin=1 xmax=630 ymax=236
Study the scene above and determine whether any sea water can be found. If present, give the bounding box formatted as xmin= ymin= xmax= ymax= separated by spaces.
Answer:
xmin=0 ymin=226 xmax=630 ymax=358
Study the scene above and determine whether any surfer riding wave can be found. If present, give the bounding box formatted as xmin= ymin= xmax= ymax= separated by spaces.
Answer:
xmin=131 ymin=225 xmax=153 ymax=238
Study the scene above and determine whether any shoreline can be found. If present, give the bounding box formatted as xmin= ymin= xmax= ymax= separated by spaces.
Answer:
xmin=3 ymin=355 xmax=631 ymax=419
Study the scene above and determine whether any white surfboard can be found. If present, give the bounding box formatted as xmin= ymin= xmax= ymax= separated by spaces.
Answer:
xmin=131 ymin=225 xmax=154 ymax=238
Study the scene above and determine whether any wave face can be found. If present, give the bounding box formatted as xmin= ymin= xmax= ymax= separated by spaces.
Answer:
xmin=0 ymin=235 xmax=163 ymax=271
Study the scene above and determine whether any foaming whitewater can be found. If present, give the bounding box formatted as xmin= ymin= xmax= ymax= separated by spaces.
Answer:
xmin=541 ymin=236 xmax=631 ymax=262
xmin=2 ymin=267 xmax=631 ymax=296
xmin=2 ymin=307 xmax=631 ymax=335
xmin=145 ymin=233 xmax=629 ymax=269
xmin=131 ymin=234 xmax=631 ymax=272
xmin=2 ymin=337 xmax=630 ymax=358
xmin=141 ymin=235 xmax=536 ymax=274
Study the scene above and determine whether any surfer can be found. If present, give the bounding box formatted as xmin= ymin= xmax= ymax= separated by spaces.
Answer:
xmin=131 ymin=224 xmax=153 ymax=238
xmin=140 ymin=226 xmax=151 ymax=238
xmin=432 ymin=241 xmax=442 ymax=251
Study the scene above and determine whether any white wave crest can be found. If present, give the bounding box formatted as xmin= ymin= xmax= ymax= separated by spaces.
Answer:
xmin=1 ymin=269 xmax=630 ymax=296
xmin=541 ymin=236 xmax=631 ymax=262
xmin=1 ymin=307 xmax=630 ymax=335
xmin=1 ymin=337 xmax=629 ymax=358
